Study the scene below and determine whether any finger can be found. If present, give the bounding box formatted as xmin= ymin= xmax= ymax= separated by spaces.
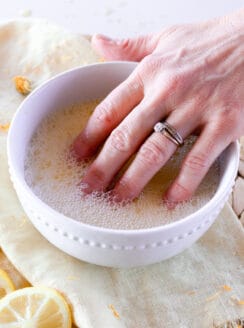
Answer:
xmin=91 ymin=33 xmax=161 ymax=61
xmin=73 ymin=72 xmax=143 ymax=159
xmin=164 ymin=123 xmax=232 ymax=205
xmin=80 ymin=95 xmax=166 ymax=193
xmin=112 ymin=109 xmax=198 ymax=201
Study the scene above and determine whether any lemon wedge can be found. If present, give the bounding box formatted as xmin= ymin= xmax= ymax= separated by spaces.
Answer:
xmin=0 ymin=286 xmax=72 ymax=327
xmin=0 ymin=269 xmax=15 ymax=299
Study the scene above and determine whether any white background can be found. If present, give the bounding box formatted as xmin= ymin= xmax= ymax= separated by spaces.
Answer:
xmin=0 ymin=0 xmax=243 ymax=36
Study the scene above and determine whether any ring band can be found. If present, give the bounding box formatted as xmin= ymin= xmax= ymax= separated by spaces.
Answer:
xmin=154 ymin=121 xmax=184 ymax=146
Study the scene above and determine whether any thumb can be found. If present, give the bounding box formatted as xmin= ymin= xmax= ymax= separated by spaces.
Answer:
xmin=91 ymin=33 xmax=160 ymax=61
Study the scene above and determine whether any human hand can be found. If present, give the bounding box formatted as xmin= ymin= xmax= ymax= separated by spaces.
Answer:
xmin=73 ymin=10 xmax=244 ymax=205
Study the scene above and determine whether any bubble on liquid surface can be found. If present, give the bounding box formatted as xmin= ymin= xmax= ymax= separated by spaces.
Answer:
xmin=24 ymin=100 xmax=220 ymax=230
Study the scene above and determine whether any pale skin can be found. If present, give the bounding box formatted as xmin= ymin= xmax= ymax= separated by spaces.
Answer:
xmin=73 ymin=9 xmax=244 ymax=206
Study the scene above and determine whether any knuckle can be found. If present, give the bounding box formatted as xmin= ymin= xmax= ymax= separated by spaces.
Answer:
xmin=94 ymin=102 xmax=116 ymax=125
xmin=118 ymin=38 xmax=130 ymax=50
xmin=109 ymin=126 xmax=132 ymax=153
xmin=184 ymin=153 xmax=209 ymax=173
xmin=138 ymin=139 xmax=166 ymax=166
xmin=119 ymin=38 xmax=144 ymax=60
xmin=118 ymin=38 xmax=141 ymax=53
xmin=139 ymin=53 xmax=162 ymax=76
xmin=96 ymin=106 xmax=111 ymax=124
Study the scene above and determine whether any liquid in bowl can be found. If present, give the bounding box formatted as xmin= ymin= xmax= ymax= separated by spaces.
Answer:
xmin=24 ymin=99 xmax=220 ymax=230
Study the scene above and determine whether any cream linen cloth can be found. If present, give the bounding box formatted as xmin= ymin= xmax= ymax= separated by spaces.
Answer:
xmin=0 ymin=19 xmax=244 ymax=328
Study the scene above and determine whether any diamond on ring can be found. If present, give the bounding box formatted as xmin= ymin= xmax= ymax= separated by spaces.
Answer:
xmin=154 ymin=122 xmax=165 ymax=133
xmin=153 ymin=121 xmax=184 ymax=146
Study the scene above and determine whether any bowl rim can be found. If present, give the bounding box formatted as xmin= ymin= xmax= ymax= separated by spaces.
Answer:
xmin=7 ymin=61 xmax=240 ymax=235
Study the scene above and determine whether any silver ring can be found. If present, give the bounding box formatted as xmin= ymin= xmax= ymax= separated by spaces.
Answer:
xmin=154 ymin=121 xmax=184 ymax=146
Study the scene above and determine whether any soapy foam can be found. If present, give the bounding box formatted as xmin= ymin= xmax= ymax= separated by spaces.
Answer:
xmin=24 ymin=100 xmax=220 ymax=230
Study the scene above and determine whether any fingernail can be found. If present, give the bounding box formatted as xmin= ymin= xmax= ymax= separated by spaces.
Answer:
xmin=78 ymin=182 xmax=92 ymax=195
xmin=162 ymin=194 xmax=177 ymax=210
xmin=94 ymin=33 xmax=113 ymax=42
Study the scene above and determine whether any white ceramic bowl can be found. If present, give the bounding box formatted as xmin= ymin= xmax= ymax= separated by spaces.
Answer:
xmin=7 ymin=62 xmax=239 ymax=268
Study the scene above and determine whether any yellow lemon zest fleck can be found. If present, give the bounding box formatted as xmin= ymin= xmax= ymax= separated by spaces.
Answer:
xmin=0 ymin=123 xmax=10 ymax=132
xmin=13 ymin=76 xmax=32 ymax=95
xmin=108 ymin=304 xmax=120 ymax=319
xmin=221 ymin=285 xmax=232 ymax=292
xmin=186 ymin=290 xmax=196 ymax=295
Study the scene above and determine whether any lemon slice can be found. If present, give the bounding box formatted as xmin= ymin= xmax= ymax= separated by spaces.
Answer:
xmin=0 ymin=269 xmax=15 ymax=299
xmin=0 ymin=286 xmax=72 ymax=327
